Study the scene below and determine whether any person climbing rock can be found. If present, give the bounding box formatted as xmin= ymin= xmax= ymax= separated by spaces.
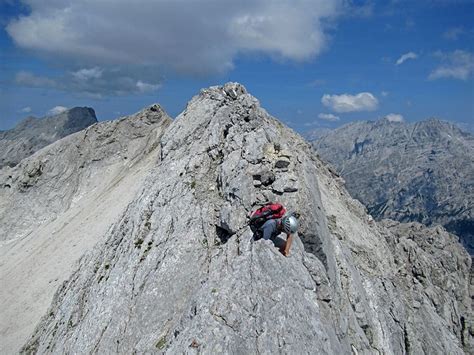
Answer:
xmin=249 ymin=202 xmax=298 ymax=256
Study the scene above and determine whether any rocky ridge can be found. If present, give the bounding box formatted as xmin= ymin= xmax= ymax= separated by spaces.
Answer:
xmin=0 ymin=105 xmax=171 ymax=353
xmin=13 ymin=84 xmax=471 ymax=354
xmin=313 ymin=118 xmax=474 ymax=255
xmin=0 ymin=107 xmax=98 ymax=169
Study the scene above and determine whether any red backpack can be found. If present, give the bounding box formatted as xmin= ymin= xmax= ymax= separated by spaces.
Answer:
xmin=249 ymin=202 xmax=286 ymax=227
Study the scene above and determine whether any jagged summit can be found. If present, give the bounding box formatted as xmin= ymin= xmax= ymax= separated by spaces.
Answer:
xmin=0 ymin=107 xmax=97 ymax=168
xmin=5 ymin=83 xmax=468 ymax=354
xmin=201 ymin=82 xmax=249 ymax=99
xmin=140 ymin=103 xmax=168 ymax=115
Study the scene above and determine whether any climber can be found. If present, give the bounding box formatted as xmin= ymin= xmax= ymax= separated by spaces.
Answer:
xmin=249 ymin=202 xmax=298 ymax=256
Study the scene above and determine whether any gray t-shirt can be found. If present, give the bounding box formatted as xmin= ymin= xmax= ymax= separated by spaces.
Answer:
xmin=261 ymin=219 xmax=281 ymax=240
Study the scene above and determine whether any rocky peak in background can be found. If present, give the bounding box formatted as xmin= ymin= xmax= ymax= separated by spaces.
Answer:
xmin=4 ymin=83 xmax=469 ymax=354
xmin=313 ymin=118 xmax=474 ymax=255
xmin=0 ymin=107 xmax=97 ymax=169
xmin=0 ymin=104 xmax=171 ymax=353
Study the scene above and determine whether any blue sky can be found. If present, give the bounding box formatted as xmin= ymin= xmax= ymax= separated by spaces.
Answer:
xmin=1 ymin=0 xmax=473 ymax=133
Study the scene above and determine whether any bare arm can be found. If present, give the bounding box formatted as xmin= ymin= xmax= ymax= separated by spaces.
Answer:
xmin=282 ymin=233 xmax=293 ymax=256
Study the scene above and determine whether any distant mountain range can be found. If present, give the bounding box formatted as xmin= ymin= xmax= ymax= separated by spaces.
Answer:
xmin=0 ymin=107 xmax=97 ymax=169
xmin=313 ymin=118 xmax=474 ymax=255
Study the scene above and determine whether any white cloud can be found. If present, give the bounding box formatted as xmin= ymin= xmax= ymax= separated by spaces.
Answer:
xmin=321 ymin=92 xmax=378 ymax=113
xmin=136 ymin=80 xmax=161 ymax=93
xmin=381 ymin=91 xmax=389 ymax=97
xmin=429 ymin=50 xmax=474 ymax=80
xmin=429 ymin=66 xmax=470 ymax=80
xmin=7 ymin=0 xmax=343 ymax=77
xmin=15 ymin=69 xmax=162 ymax=97
xmin=396 ymin=52 xmax=418 ymax=65
xmin=384 ymin=113 xmax=404 ymax=122
xmin=72 ymin=67 xmax=103 ymax=81
xmin=20 ymin=106 xmax=32 ymax=113
xmin=318 ymin=113 xmax=340 ymax=121
xmin=48 ymin=106 xmax=68 ymax=115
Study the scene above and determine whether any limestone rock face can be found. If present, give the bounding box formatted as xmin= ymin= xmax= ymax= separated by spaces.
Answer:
xmin=313 ymin=119 xmax=474 ymax=255
xmin=18 ymin=84 xmax=471 ymax=354
xmin=380 ymin=220 xmax=473 ymax=353
xmin=0 ymin=105 xmax=171 ymax=354
xmin=0 ymin=107 xmax=97 ymax=169
xmin=0 ymin=104 xmax=170 ymax=242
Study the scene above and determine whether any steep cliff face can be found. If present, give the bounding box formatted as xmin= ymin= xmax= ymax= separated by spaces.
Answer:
xmin=0 ymin=107 xmax=97 ymax=169
xmin=0 ymin=105 xmax=171 ymax=354
xmin=313 ymin=119 xmax=474 ymax=255
xmin=18 ymin=84 xmax=471 ymax=354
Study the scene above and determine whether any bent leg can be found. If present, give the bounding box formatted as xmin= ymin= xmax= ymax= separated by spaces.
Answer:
xmin=260 ymin=219 xmax=278 ymax=240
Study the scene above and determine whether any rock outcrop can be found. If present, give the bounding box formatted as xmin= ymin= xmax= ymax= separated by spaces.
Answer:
xmin=313 ymin=118 xmax=474 ymax=255
xmin=0 ymin=105 xmax=171 ymax=354
xmin=0 ymin=107 xmax=97 ymax=169
xmin=13 ymin=84 xmax=470 ymax=354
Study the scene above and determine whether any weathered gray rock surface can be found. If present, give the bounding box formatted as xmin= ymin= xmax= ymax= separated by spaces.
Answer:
xmin=0 ymin=105 xmax=171 ymax=353
xmin=313 ymin=119 xmax=474 ymax=255
xmin=15 ymin=84 xmax=471 ymax=354
xmin=0 ymin=107 xmax=97 ymax=169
